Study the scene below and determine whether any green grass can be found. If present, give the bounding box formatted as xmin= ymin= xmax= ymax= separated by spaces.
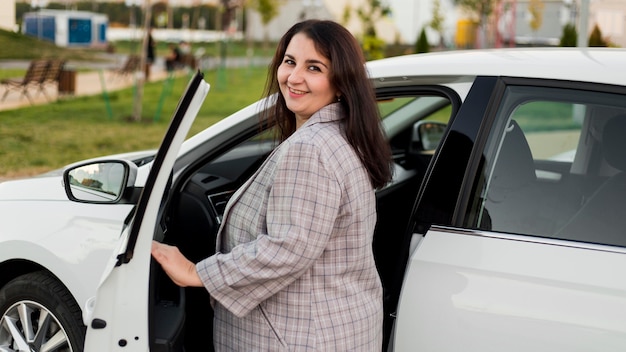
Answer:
xmin=112 ymin=39 xmax=278 ymax=58
xmin=0 ymin=69 xmax=26 ymax=81
xmin=0 ymin=27 xmax=414 ymax=178
xmin=0 ymin=67 xmax=268 ymax=178
xmin=0 ymin=20 xmax=269 ymax=178
xmin=0 ymin=29 xmax=104 ymax=62
xmin=512 ymin=101 xmax=583 ymax=132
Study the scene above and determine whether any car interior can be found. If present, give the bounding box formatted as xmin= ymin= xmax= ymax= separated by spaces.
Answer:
xmin=148 ymin=89 xmax=458 ymax=351
xmin=554 ymin=112 xmax=626 ymax=245
xmin=476 ymin=88 xmax=626 ymax=248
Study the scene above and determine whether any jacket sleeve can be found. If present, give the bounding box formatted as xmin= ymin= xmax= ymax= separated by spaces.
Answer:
xmin=195 ymin=139 xmax=341 ymax=317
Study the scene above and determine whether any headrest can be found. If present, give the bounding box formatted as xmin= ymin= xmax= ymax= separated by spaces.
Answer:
xmin=490 ymin=120 xmax=536 ymax=191
xmin=602 ymin=114 xmax=626 ymax=172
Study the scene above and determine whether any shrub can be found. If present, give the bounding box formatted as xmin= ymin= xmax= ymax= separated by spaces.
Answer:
xmin=588 ymin=24 xmax=608 ymax=47
xmin=415 ymin=28 xmax=430 ymax=54
xmin=362 ymin=35 xmax=386 ymax=60
xmin=559 ymin=23 xmax=577 ymax=47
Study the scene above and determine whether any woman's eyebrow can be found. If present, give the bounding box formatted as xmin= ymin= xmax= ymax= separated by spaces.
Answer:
xmin=306 ymin=59 xmax=329 ymax=69
xmin=284 ymin=53 xmax=329 ymax=69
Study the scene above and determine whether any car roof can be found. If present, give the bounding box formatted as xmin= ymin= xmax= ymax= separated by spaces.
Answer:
xmin=366 ymin=48 xmax=626 ymax=88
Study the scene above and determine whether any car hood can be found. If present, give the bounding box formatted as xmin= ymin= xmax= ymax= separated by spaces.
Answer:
xmin=0 ymin=174 xmax=67 ymax=201
xmin=0 ymin=150 xmax=156 ymax=201
xmin=0 ymin=149 xmax=157 ymax=202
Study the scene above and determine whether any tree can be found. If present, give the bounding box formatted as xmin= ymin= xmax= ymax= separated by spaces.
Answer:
xmin=453 ymin=0 xmax=495 ymax=48
xmin=341 ymin=4 xmax=352 ymax=26
xmin=356 ymin=0 xmax=391 ymax=37
xmin=246 ymin=0 xmax=283 ymax=53
xmin=454 ymin=0 xmax=495 ymax=22
xmin=221 ymin=0 xmax=244 ymax=32
xmin=415 ymin=27 xmax=430 ymax=53
xmin=559 ymin=23 xmax=577 ymax=47
xmin=588 ymin=24 xmax=608 ymax=47
xmin=132 ymin=0 xmax=153 ymax=122
xmin=430 ymin=0 xmax=446 ymax=49
xmin=153 ymin=2 xmax=168 ymax=28
xmin=347 ymin=0 xmax=391 ymax=60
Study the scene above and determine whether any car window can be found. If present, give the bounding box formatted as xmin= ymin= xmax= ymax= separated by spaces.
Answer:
xmin=379 ymin=95 xmax=452 ymax=170
xmin=468 ymin=85 xmax=626 ymax=247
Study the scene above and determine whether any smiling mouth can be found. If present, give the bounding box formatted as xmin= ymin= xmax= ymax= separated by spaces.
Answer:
xmin=289 ymin=88 xmax=307 ymax=95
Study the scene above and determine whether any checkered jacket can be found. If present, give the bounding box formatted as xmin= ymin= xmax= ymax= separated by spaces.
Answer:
xmin=196 ymin=103 xmax=383 ymax=351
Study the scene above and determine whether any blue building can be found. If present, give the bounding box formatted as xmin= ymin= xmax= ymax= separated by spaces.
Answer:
xmin=22 ymin=10 xmax=108 ymax=48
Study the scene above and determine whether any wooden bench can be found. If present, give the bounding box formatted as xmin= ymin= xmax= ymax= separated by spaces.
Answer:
xmin=44 ymin=59 xmax=66 ymax=89
xmin=178 ymin=53 xmax=198 ymax=70
xmin=1 ymin=59 xmax=51 ymax=104
xmin=167 ymin=52 xmax=201 ymax=74
xmin=109 ymin=55 xmax=141 ymax=80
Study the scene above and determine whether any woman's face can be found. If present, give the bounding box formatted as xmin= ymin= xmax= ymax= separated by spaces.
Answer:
xmin=277 ymin=33 xmax=338 ymax=129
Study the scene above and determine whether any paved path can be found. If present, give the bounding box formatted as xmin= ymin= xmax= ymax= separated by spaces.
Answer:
xmin=0 ymin=54 xmax=270 ymax=112
xmin=0 ymin=55 xmax=271 ymax=181
xmin=0 ymin=57 xmax=169 ymax=112
xmin=0 ymin=55 xmax=175 ymax=182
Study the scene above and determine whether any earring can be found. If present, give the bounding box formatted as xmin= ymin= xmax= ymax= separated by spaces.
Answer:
xmin=337 ymin=96 xmax=341 ymax=102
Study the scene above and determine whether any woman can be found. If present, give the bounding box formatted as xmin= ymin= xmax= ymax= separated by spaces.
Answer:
xmin=152 ymin=20 xmax=393 ymax=351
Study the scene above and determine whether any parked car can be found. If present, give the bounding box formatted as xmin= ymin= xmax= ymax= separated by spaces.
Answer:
xmin=2 ymin=47 xmax=626 ymax=352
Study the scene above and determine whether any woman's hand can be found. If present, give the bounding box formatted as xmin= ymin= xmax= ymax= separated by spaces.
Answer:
xmin=151 ymin=241 xmax=203 ymax=287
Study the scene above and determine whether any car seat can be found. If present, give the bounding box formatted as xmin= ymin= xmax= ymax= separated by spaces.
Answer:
xmin=556 ymin=114 xmax=626 ymax=247
xmin=483 ymin=119 xmax=553 ymax=235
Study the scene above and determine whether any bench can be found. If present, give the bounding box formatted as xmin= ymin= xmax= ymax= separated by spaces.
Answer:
xmin=110 ymin=55 xmax=141 ymax=80
xmin=44 ymin=59 xmax=66 ymax=89
xmin=0 ymin=59 xmax=68 ymax=104
xmin=168 ymin=49 xmax=204 ymax=73
xmin=1 ymin=59 xmax=51 ymax=104
xmin=178 ymin=53 xmax=198 ymax=70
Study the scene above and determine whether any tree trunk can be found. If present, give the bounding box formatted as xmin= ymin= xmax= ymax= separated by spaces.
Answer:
xmin=132 ymin=0 xmax=152 ymax=122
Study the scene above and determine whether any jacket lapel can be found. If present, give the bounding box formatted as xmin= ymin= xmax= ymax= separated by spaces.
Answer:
xmin=214 ymin=103 xmax=344 ymax=250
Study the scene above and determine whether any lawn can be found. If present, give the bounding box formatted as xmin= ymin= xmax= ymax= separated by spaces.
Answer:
xmin=0 ymin=28 xmax=413 ymax=179
xmin=0 ymin=66 xmax=268 ymax=178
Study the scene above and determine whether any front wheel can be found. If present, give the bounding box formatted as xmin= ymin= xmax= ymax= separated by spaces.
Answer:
xmin=0 ymin=271 xmax=86 ymax=352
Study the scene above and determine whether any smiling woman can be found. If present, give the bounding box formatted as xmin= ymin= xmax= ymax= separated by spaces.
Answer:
xmin=276 ymin=33 xmax=338 ymax=128
xmin=151 ymin=19 xmax=393 ymax=351
xmin=3 ymin=36 xmax=626 ymax=352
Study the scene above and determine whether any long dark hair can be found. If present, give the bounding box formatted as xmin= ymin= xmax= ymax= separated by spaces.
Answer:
xmin=261 ymin=20 xmax=392 ymax=189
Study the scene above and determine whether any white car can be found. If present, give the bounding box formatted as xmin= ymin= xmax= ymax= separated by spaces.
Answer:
xmin=2 ymin=48 xmax=626 ymax=352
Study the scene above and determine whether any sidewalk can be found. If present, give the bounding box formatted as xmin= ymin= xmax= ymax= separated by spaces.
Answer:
xmin=0 ymin=60 xmax=169 ymax=112
xmin=0 ymin=55 xmax=270 ymax=112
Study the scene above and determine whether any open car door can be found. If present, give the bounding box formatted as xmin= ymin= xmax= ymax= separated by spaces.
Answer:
xmin=83 ymin=72 xmax=210 ymax=351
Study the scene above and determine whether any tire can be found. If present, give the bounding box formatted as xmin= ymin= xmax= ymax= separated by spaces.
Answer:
xmin=0 ymin=271 xmax=86 ymax=352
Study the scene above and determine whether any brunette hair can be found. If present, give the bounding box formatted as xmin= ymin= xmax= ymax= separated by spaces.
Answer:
xmin=261 ymin=20 xmax=392 ymax=189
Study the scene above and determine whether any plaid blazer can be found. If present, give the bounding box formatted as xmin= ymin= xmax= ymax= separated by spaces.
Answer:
xmin=196 ymin=103 xmax=383 ymax=351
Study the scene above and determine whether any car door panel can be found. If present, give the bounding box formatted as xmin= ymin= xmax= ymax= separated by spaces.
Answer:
xmin=83 ymin=73 xmax=210 ymax=352
xmin=394 ymin=228 xmax=626 ymax=351
xmin=395 ymin=76 xmax=626 ymax=351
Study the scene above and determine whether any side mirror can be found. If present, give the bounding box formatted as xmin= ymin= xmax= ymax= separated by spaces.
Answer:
xmin=410 ymin=120 xmax=447 ymax=152
xmin=63 ymin=160 xmax=138 ymax=204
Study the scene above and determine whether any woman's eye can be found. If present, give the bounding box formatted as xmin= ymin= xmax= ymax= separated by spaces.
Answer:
xmin=308 ymin=66 xmax=321 ymax=72
xmin=283 ymin=59 xmax=295 ymax=65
